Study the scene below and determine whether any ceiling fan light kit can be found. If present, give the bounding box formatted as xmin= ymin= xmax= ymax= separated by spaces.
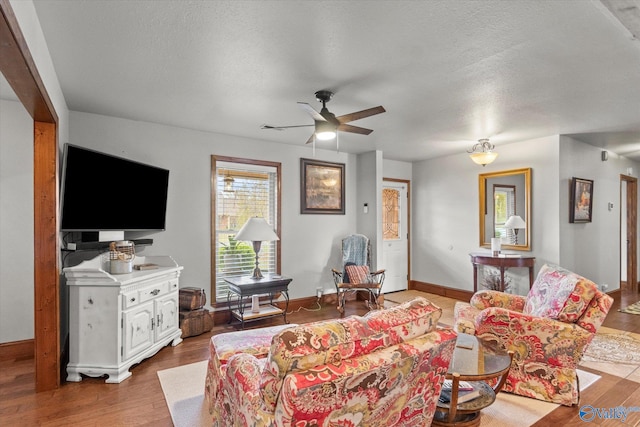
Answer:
xmin=262 ymin=90 xmax=385 ymax=149
xmin=315 ymin=120 xmax=337 ymax=140
xmin=468 ymin=138 xmax=498 ymax=166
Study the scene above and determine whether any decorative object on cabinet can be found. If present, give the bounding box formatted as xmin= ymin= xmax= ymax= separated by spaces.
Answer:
xmin=570 ymin=177 xmax=594 ymax=223
xmin=300 ymin=158 xmax=345 ymax=214
xmin=64 ymin=254 xmax=183 ymax=383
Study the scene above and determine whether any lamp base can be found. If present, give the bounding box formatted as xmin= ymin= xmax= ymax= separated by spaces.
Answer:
xmin=251 ymin=267 xmax=263 ymax=279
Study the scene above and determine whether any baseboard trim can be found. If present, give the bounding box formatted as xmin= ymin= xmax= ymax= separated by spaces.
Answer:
xmin=0 ymin=338 xmax=34 ymax=362
xmin=410 ymin=280 xmax=473 ymax=302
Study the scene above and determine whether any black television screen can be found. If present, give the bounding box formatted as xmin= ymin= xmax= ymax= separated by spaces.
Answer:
xmin=60 ymin=144 xmax=169 ymax=231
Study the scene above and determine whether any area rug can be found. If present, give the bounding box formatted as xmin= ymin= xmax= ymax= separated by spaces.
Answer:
xmin=159 ymin=361 xmax=599 ymax=427
xmin=385 ymin=289 xmax=431 ymax=304
xmin=619 ymin=300 xmax=640 ymax=315
xmin=583 ymin=330 xmax=640 ymax=364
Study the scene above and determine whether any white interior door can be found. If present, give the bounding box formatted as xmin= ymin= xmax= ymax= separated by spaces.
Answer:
xmin=382 ymin=181 xmax=409 ymax=293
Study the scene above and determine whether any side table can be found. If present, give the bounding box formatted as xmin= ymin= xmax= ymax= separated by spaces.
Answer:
xmin=432 ymin=333 xmax=513 ymax=427
xmin=469 ymin=253 xmax=535 ymax=292
xmin=225 ymin=274 xmax=291 ymax=329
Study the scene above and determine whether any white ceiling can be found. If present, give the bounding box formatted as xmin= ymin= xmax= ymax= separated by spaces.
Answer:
xmin=5 ymin=0 xmax=640 ymax=162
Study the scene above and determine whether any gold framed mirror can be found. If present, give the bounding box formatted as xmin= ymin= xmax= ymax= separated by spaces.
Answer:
xmin=479 ymin=168 xmax=531 ymax=251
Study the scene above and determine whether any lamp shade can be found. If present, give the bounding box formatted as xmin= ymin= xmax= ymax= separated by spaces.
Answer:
xmin=505 ymin=215 xmax=526 ymax=230
xmin=235 ymin=217 xmax=280 ymax=242
xmin=469 ymin=151 xmax=498 ymax=166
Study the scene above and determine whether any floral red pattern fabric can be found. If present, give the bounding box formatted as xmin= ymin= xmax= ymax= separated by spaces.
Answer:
xmin=205 ymin=297 xmax=457 ymax=426
xmin=453 ymin=264 xmax=613 ymax=406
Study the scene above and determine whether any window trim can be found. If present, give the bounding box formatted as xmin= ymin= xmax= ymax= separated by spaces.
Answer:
xmin=210 ymin=155 xmax=282 ymax=304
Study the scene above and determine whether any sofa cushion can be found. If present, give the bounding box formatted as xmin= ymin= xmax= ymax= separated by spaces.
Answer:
xmin=524 ymin=264 xmax=597 ymax=322
xmin=259 ymin=297 xmax=442 ymax=411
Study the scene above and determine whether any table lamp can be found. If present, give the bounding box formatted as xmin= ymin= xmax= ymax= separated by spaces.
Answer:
xmin=505 ymin=215 xmax=526 ymax=244
xmin=234 ymin=217 xmax=279 ymax=279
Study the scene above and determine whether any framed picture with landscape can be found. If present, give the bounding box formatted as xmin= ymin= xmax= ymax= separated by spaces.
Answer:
xmin=300 ymin=158 xmax=345 ymax=214
xmin=570 ymin=177 xmax=593 ymax=223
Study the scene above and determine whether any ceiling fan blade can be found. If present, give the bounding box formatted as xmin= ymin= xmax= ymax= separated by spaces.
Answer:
xmin=298 ymin=102 xmax=327 ymax=122
xmin=336 ymin=106 xmax=386 ymax=124
xmin=304 ymin=133 xmax=315 ymax=144
xmin=261 ymin=124 xmax=314 ymax=130
xmin=337 ymin=123 xmax=373 ymax=135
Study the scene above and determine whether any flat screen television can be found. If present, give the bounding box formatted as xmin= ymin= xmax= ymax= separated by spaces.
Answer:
xmin=60 ymin=144 xmax=170 ymax=232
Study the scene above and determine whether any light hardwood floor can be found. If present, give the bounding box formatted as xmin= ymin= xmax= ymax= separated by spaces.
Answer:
xmin=1 ymin=289 xmax=640 ymax=426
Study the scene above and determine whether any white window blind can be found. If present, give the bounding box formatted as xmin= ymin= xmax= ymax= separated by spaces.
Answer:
xmin=215 ymin=163 xmax=278 ymax=301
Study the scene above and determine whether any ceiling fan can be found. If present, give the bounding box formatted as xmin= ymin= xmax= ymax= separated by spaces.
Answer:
xmin=262 ymin=90 xmax=386 ymax=145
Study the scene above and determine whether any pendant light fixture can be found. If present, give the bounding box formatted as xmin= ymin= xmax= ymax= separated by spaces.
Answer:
xmin=468 ymin=138 xmax=498 ymax=166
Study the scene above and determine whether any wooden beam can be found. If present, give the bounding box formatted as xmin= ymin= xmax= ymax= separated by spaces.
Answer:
xmin=34 ymin=121 xmax=60 ymax=391
xmin=0 ymin=0 xmax=57 ymax=123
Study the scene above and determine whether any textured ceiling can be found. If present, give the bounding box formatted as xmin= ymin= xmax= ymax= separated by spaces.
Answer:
xmin=4 ymin=0 xmax=640 ymax=161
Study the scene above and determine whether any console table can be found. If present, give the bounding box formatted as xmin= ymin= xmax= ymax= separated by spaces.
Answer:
xmin=469 ymin=253 xmax=536 ymax=292
xmin=225 ymin=274 xmax=291 ymax=329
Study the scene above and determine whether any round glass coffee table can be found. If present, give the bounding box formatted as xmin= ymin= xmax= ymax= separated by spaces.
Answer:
xmin=432 ymin=333 xmax=514 ymax=427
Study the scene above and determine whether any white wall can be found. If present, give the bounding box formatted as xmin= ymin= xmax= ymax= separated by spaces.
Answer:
xmin=0 ymin=100 xmax=34 ymax=342
xmin=66 ymin=111 xmax=363 ymax=299
xmin=356 ymin=151 xmax=383 ymax=269
xmin=559 ymin=136 xmax=640 ymax=290
xmin=411 ymin=136 xmax=560 ymax=294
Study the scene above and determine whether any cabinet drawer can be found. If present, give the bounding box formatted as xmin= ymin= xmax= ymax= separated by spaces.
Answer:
xmin=123 ymin=290 xmax=140 ymax=309
xmin=167 ymin=279 xmax=179 ymax=292
xmin=139 ymin=282 xmax=169 ymax=302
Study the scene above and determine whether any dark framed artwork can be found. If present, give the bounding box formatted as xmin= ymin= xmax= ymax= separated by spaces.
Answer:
xmin=300 ymin=158 xmax=345 ymax=214
xmin=570 ymin=177 xmax=594 ymax=223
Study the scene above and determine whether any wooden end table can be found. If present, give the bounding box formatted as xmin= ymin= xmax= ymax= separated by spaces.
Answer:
xmin=469 ymin=253 xmax=536 ymax=292
xmin=225 ymin=274 xmax=291 ymax=329
xmin=432 ymin=333 xmax=514 ymax=427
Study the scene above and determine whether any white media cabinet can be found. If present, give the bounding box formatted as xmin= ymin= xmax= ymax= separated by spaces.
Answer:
xmin=64 ymin=254 xmax=183 ymax=383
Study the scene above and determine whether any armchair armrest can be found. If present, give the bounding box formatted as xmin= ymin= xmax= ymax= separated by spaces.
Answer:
xmin=223 ymin=353 xmax=274 ymax=427
xmin=475 ymin=307 xmax=594 ymax=366
xmin=470 ymin=290 xmax=526 ymax=312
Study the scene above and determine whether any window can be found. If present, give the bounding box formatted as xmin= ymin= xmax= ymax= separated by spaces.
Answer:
xmin=493 ymin=185 xmax=516 ymax=243
xmin=211 ymin=156 xmax=281 ymax=303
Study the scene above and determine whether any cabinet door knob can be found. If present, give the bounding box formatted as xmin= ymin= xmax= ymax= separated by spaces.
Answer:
xmin=151 ymin=289 xmax=160 ymax=296
xmin=130 ymin=297 xmax=136 ymax=302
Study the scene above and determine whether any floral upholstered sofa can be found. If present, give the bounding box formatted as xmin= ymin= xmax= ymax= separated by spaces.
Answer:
xmin=454 ymin=263 xmax=613 ymax=406
xmin=205 ymin=297 xmax=457 ymax=426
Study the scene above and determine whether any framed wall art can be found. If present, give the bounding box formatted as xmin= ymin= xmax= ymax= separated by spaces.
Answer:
xmin=570 ymin=177 xmax=593 ymax=223
xmin=300 ymin=158 xmax=345 ymax=214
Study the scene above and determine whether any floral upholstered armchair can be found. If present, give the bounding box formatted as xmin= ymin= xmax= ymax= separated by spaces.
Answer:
xmin=205 ymin=297 xmax=457 ymax=427
xmin=454 ymin=264 xmax=613 ymax=406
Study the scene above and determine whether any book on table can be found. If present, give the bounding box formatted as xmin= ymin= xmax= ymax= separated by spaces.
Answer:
xmin=442 ymin=380 xmax=474 ymax=391
xmin=438 ymin=387 xmax=481 ymax=404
